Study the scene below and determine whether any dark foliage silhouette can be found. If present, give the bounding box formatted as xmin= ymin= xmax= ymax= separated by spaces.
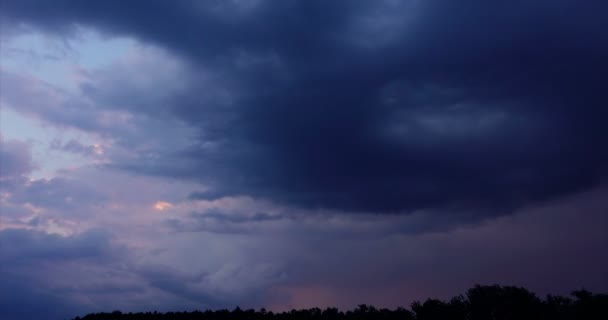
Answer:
xmin=73 ymin=285 xmax=608 ymax=320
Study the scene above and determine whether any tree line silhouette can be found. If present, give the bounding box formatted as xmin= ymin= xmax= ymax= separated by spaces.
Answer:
xmin=74 ymin=285 xmax=608 ymax=320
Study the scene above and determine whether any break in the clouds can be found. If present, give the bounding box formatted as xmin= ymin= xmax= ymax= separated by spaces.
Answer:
xmin=1 ymin=1 xmax=608 ymax=319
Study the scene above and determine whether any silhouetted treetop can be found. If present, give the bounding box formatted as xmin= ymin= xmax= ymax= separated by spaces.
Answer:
xmin=73 ymin=285 xmax=608 ymax=320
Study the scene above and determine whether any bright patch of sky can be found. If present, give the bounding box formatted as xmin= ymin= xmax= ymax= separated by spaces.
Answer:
xmin=1 ymin=28 xmax=136 ymax=178
xmin=1 ymin=28 xmax=135 ymax=92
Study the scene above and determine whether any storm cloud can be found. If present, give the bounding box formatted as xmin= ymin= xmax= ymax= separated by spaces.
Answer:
xmin=3 ymin=0 xmax=608 ymax=216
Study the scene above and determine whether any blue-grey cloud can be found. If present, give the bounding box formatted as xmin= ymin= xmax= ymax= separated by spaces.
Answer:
xmin=0 ymin=137 xmax=35 ymax=190
xmin=0 ymin=228 xmax=119 ymax=320
xmin=0 ymin=228 xmax=248 ymax=318
xmin=165 ymin=209 xmax=285 ymax=234
xmin=10 ymin=177 xmax=106 ymax=212
xmin=50 ymin=139 xmax=100 ymax=157
xmin=0 ymin=273 xmax=85 ymax=320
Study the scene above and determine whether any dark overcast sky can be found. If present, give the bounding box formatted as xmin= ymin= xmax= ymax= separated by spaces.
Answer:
xmin=1 ymin=1 xmax=608 ymax=319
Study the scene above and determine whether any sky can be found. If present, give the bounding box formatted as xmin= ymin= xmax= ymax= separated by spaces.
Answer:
xmin=1 ymin=1 xmax=608 ymax=319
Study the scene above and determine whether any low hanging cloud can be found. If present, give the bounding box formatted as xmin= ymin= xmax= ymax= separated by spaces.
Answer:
xmin=1 ymin=186 xmax=607 ymax=319
xmin=0 ymin=224 xmax=283 ymax=319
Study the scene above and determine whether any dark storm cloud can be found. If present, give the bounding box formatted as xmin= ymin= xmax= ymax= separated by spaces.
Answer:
xmin=3 ymin=0 xmax=608 ymax=214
